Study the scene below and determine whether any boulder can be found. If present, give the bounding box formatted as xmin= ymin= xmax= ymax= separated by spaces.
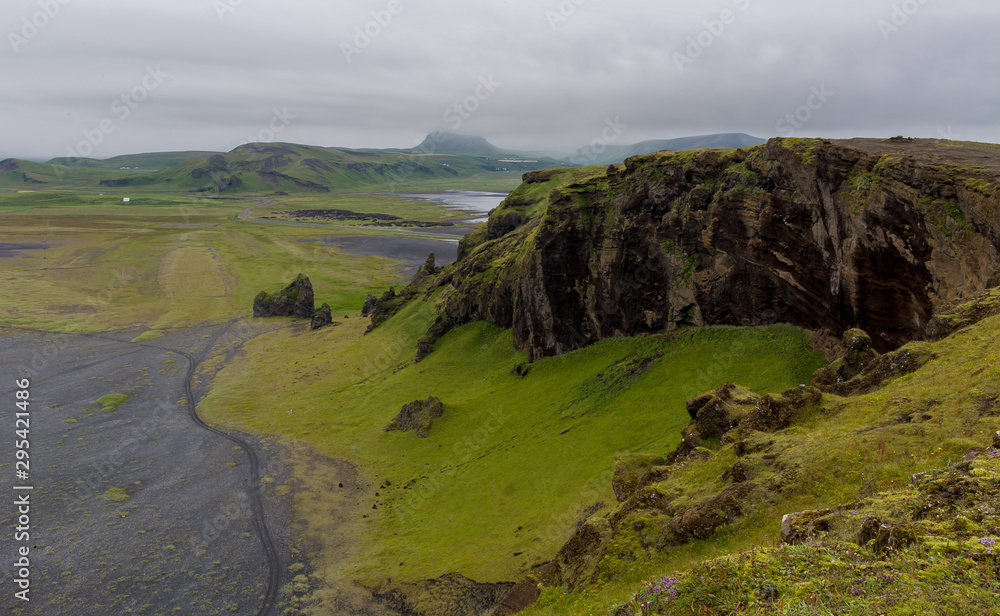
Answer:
xmin=384 ymin=397 xmax=444 ymax=438
xmin=611 ymin=453 xmax=668 ymax=503
xmin=812 ymin=328 xmax=878 ymax=389
xmin=780 ymin=509 xmax=837 ymax=544
xmin=364 ymin=287 xmax=401 ymax=332
xmin=812 ymin=342 xmax=935 ymax=396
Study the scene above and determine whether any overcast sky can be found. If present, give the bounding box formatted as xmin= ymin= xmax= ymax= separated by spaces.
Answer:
xmin=2 ymin=0 xmax=998 ymax=160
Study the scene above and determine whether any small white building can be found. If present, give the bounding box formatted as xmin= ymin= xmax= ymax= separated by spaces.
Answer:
xmin=123 ymin=197 xmax=130 ymax=203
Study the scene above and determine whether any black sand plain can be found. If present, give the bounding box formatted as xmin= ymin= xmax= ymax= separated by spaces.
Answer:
xmin=0 ymin=324 xmax=293 ymax=615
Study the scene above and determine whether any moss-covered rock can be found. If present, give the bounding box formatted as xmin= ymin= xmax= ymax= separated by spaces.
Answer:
xmin=612 ymin=453 xmax=668 ymax=502
xmin=384 ymin=397 xmax=444 ymax=438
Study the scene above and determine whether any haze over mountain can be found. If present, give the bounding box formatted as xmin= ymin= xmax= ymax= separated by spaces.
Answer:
xmin=45 ymin=151 xmax=223 ymax=171
xmin=6 ymin=139 xmax=564 ymax=193
xmin=568 ymin=133 xmax=766 ymax=166
xmin=405 ymin=133 xmax=511 ymax=158
xmin=0 ymin=133 xmax=778 ymax=193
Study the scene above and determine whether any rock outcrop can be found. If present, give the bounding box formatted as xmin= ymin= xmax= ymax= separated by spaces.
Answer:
xmin=811 ymin=327 xmax=935 ymax=396
xmin=310 ymin=303 xmax=333 ymax=330
xmin=253 ymin=273 xmax=316 ymax=319
xmin=403 ymin=138 xmax=1000 ymax=361
xmin=374 ymin=573 xmax=513 ymax=616
xmin=363 ymin=287 xmax=401 ymax=333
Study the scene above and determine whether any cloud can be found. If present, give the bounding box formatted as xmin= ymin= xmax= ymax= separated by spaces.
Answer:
xmin=2 ymin=0 xmax=999 ymax=159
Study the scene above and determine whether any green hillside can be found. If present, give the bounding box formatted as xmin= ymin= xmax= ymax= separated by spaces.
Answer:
xmin=2 ymin=142 xmax=563 ymax=194
xmin=46 ymin=150 xmax=221 ymax=170
xmin=201 ymin=297 xmax=825 ymax=609
xmin=0 ymin=157 xmax=138 ymax=188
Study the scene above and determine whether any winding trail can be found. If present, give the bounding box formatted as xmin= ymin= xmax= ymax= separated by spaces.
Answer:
xmin=149 ymin=321 xmax=281 ymax=616
xmin=94 ymin=322 xmax=282 ymax=616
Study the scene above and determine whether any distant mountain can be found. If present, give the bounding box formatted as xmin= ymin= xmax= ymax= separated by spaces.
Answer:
xmin=2 ymin=142 xmax=561 ymax=193
xmin=408 ymin=132 xmax=508 ymax=157
xmin=46 ymin=151 xmax=222 ymax=171
xmin=568 ymin=133 xmax=766 ymax=166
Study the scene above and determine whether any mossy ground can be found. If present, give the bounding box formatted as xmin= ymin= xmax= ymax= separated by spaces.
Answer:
xmin=520 ymin=308 xmax=1000 ymax=616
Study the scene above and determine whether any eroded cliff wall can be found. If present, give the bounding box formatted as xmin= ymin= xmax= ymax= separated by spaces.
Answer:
xmin=418 ymin=138 xmax=1000 ymax=360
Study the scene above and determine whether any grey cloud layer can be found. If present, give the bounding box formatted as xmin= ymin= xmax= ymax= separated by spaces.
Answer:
xmin=2 ymin=0 xmax=998 ymax=159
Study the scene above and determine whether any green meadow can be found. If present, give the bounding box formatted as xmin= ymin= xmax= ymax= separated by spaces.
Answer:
xmin=0 ymin=189 xmax=422 ymax=332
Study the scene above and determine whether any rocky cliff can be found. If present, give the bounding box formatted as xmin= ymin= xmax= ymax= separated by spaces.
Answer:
xmin=406 ymin=138 xmax=1000 ymax=360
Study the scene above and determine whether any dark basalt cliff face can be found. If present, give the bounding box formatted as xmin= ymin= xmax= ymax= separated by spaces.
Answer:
xmin=418 ymin=138 xmax=1000 ymax=360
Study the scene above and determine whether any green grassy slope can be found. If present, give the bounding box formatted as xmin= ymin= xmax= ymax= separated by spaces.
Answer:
xmin=520 ymin=295 xmax=1000 ymax=616
xmin=201 ymin=291 xmax=824 ymax=594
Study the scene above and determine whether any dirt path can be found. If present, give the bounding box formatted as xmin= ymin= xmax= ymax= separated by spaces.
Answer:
xmin=167 ymin=321 xmax=282 ymax=615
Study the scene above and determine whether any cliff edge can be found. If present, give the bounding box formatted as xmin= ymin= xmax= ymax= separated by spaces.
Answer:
xmin=394 ymin=137 xmax=1000 ymax=360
